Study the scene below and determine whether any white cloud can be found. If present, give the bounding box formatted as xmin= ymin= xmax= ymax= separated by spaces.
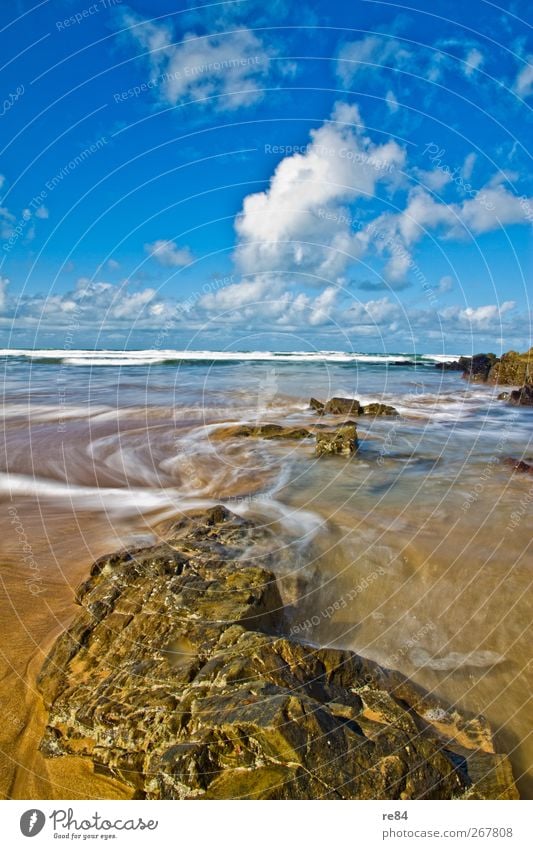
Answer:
xmin=145 ymin=239 xmax=194 ymax=267
xmin=234 ymin=102 xmax=406 ymax=281
xmin=35 ymin=206 xmax=49 ymax=219
xmin=0 ymin=276 xmax=9 ymax=311
xmin=119 ymin=9 xmax=272 ymax=110
xmin=463 ymin=48 xmax=483 ymax=77
xmin=440 ymin=300 xmax=515 ymax=330
xmin=437 ymin=275 xmax=454 ymax=294
xmin=461 ymin=153 xmax=476 ymax=181
xmin=0 ymin=277 xmax=165 ymax=327
xmin=336 ymin=36 xmax=411 ymax=84
xmin=514 ymin=55 xmax=533 ymax=98
xmin=385 ymin=90 xmax=399 ymax=113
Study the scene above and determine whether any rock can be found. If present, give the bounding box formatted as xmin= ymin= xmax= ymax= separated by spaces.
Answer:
xmin=309 ymin=398 xmax=325 ymax=413
xmin=503 ymin=457 xmax=533 ymax=474
xmin=214 ymin=424 xmax=312 ymax=440
xmin=323 ymin=397 xmax=363 ymax=415
xmin=508 ymin=384 xmax=533 ymax=406
xmin=461 ymin=354 xmax=497 ymax=383
xmin=362 ymin=403 xmax=399 ymax=416
xmin=498 ymin=392 xmax=510 ymax=401
xmin=315 ymin=424 xmax=358 ymax=456
xmin=37 ymin=507 xmax=518 ymax=800
xmin=488 ymin=349 xmax=533 ymax=386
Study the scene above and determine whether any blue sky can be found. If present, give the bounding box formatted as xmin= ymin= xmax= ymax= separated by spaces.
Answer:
xmin=0 ymin=0 xmax=531 ymax=352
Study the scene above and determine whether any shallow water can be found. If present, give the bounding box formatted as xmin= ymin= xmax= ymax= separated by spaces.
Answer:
xmin=0 ymin=352 xmax=531 ymax=798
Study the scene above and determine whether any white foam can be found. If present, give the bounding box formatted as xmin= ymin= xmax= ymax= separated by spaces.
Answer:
xmin=0 ymin=348 xmax=463 ymax=366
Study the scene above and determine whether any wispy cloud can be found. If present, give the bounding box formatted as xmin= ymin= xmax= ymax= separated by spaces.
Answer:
xmin=144 ymin=239 xmax=194 ymax=267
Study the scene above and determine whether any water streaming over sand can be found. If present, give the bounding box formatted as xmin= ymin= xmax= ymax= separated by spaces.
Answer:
xmin=0 ymin=351 xmax=531 ymax=797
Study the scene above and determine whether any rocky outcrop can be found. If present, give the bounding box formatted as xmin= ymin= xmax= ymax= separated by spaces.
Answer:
xmin=37 ymin=507 xmax=518 ymax=800
xmin=508 ymin=384 xmax=533 ymax=406
xmin=436 ymin=349 xmax=533 ymax=386
xmin=315 ymin=424 xmax=358 ymax=456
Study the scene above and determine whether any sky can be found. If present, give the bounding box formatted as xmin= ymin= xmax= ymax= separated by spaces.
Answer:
xmin=0 ymin=0 xmax=531 ymax=353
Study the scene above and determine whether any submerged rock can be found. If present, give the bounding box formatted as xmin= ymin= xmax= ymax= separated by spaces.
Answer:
xmin=362 ymin=403 xmax=399 ymax=416
xmin=309 ymin=398 xmax=325 ymax=413
xmin=315 ymin=424 xmax=358 ymax=456
xmin=508 ymin=384 xmax=533 ymax=406
xmin=504 ymin=457 xmax=533 ymax=474
xmin=309 ymin=398 xmax=398 ymax=417
xmin=37 ymin=507 xmax=518 ymax=800
xmin=214 ymin=423 xmax=312 ymax=440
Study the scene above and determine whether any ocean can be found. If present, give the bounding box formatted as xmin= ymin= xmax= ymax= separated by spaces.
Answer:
xmin=0 ymin=350 xmax=531 ymax=798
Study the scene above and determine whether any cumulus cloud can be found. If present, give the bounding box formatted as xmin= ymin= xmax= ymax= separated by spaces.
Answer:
xmin=145 ymin=239 xmax=194 ymax=267
xmin=234 ymin=101 xmax=406 ymax=281
xmin=35 ymin=206 xmax=49 ymax=219
xmin=118 ymin=8 xmax=273 ymax=110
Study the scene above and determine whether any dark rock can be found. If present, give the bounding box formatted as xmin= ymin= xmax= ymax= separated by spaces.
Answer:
xmin=504 ymin=457 xmax=533 ymax=474
xmin=37 ymin=507 xmax=518 ymax=800
xmin=315 ymin=424 xmax=358 ymax=456
xmin=309 ymin=398 xmax=325 ymax=413
xmin=323 ymin=397 xmax=363 ymax=415
xmin=508 ymin=384 xmax=533 ymax=406
xmin=461 ymin=354 xmax=497 ymax=383
xmin=498 ymin=392 xmax=510 ymax=401
xmin=362 ymin=403 xmax=399 ymax=417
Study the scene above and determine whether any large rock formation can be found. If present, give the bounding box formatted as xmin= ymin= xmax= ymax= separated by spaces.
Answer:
xmin=436 ymin=348 xmax=533 ymax=386
xmin=37 ymin=507 xmax=518 ymax=800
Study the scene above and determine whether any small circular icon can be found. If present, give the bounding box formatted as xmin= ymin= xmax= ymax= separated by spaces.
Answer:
xmin=20 ymin=810 xmax=46 ymax=837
